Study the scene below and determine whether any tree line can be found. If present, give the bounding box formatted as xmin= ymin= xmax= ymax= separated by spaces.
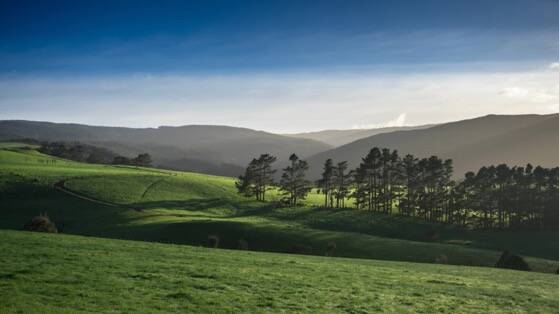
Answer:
xmin=236 ymin=153 xmax=311 ymax=205
xmin=236 ymin=148 xmax=559 ymax=230
xmin=38 ymin=141 xmax=117 ymax=164
xmin=37 ymin=141 xmax=152 ymax=167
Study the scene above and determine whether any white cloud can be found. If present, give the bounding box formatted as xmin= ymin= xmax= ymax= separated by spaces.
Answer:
xmin=550 ymin=63 xmax=559 ymax=70
xmin=387 ymin=113 xmax=407 ymax=127
xmin=499 ymin=87 xmax=529 ymax=98
xmin=499 ymin=86 xmax=557 ymax=103
xmin=352 ymin=113 xmax=407 ymax=129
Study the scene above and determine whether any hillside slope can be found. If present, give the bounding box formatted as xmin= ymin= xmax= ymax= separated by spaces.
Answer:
xmin=2 ymin=230 xmax=558 ymax=313
xmin=1 ymin=145 xmax=559 ymax=272
xmin=285 ymin=125 xmax=435 ymax=147
xmin=0 ymin=120 xmax=332 ymax=176
xmin=306 ymin=114 xmax=559 ymax=178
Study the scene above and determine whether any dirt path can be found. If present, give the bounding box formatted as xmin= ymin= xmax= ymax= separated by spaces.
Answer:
xmin=141 ymin=178 xmax=166 ymax=199
xmin=53 ymin=180 xmax=143 ymax=211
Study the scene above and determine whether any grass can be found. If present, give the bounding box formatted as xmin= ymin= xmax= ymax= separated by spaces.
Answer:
xmin=0 ymin=142 xmax=39 ymax=149
xmin=1 ymin=229 xmax=558 ymax=313
xmin=1 ymin=146 xmax=559 ymax=274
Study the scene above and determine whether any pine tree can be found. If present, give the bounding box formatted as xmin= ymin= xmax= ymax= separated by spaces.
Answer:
xmin=236 ymin=158 xmax=259 ymax=199
xmin=332 ymin=161 xmax=351 ymax=208
xmin=279 ymin=154 xmax=311 ymax=206
xmin=352 ymin=148 xmax=382 ymax=211
xmin=235 ymin=154 xmax=277 ymax=201
xmin=254 ymin=154 xmax=277 ymax=201
xmin=399 ymin=154 xmax=419 ymax=216
xmin=317 ymin=159 xmax=335 ymax=207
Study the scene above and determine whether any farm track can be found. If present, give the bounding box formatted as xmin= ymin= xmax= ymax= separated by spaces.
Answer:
xmin=53 ymin=180 xmax=143 ymax=211
xmin=52 ymin=168 xmax=176 ymax=211
xmin=141 ymin=178 xmax=166 ymax=199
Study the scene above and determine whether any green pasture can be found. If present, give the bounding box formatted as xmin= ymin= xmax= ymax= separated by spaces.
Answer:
xmin=1 ymin=230 xmax=558 ymax=313
xmin=1 ymin=146 xmax=558 ymax=274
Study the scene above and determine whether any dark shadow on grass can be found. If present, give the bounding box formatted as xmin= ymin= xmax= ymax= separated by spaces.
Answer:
xmin=98 ymin=218 xmax=523 ymax=269
xmin=130 ymin=198 xmax=234 ymax=211
xmin=130 ymin=198 xmax=280 ymax=217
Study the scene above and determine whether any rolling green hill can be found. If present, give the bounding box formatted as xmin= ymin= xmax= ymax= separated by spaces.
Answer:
xmin=1 ymin=144 xmax=559 ymax=274
xmin=1 ymin=230 xmax=559 ymax=313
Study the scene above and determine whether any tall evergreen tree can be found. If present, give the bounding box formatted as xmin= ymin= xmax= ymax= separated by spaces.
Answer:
xmin=332 ymin=161 xmax=351 ymax=208
xmin=317 ymin=158 xmax=335 ymax=207
xmin=235 ymin=154 xmax=277 ymax=201
xmin=254 ymin=154 xmax=277 ymax=201
xmin=352 ymin=148 xmax=382 ymax=211
xmin=279 ymin=154 xmax=312 ymax=206
xmin=399 ymin=154 xmax=419 ymax=216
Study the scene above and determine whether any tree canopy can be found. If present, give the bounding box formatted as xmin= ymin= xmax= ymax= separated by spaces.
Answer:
xmin=237 ymin=147 xmax=559 ymax=230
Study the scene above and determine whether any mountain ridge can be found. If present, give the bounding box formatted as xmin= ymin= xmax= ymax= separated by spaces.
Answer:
xmin=0 ymin=120 xmax=332 ymax=176
xmin=304 ymin=113 xmax=559 ymax=179
xmin=284 ymin=124 xmax=436 ymax=147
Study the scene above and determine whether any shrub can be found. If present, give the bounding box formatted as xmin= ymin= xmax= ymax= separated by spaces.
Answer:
xmin=238 ymin=239 xmax=249 ymax=250
xmin=326 ymin=242 xmax=337 ymax=256
xmin=23 ymin=213 xmax=58 ymax=233
xmin=495 ymin=250 xmax=531 ymax=271
xmin=434 ymin=254 xmax=448 ymax=264
xmin=556 ymin=267 xmax=559 ymax=275
xmin=207 ymin=235 xmax=220 ymax=248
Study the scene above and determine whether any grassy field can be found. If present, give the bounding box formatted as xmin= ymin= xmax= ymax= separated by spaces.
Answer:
xmin=1 ymin=145 xmax=559 ymax=274
xmin=1 ymin=229 xmax=558 ymax=313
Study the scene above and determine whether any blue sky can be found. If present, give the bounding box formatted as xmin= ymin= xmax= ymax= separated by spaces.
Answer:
xmin=1 ymin=0 xmax=559 ymax=132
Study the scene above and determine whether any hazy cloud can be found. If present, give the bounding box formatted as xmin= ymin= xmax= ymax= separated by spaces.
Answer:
xmin=1 ymin=68 xmax=559 ymax=133
xmin=352 ymin=113 xmax=407 ymax=129
xmin=550 ymin=63 xmax=559 ymax=70
xmin=499 ymin=85 xmax=557 ymax=103
xmin=499 ymin=87 xmax=529 ymax=98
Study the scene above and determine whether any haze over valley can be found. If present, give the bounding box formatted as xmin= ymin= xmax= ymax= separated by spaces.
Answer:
xmin=3 ymin=113 xmax=559 ymax=180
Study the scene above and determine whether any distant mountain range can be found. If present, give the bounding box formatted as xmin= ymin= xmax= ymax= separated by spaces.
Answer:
xmin=0 ymin=121 xmax=331 ymax=176
xmin=305 ymin=113 xmax=559 ymax=179
xmin=2 ymin=113 xmax=559 ymax=179
xmin=284 ymin=125 xmax=435 ymax=146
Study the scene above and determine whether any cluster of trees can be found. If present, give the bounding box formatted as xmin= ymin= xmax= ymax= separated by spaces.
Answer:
xmin=237 ymin=147 xmax=559 ymax=230
xmin=36 ymin=141 xmax=153 ymax=167
xmin=39 ymin=141 xmax=117 ymax=164
xmin=112 ymin=153 xmax=153 ymax=167
xmin=316 ymin=159 xmax=351 ymax=208
xmin=351 ymin=148 xmax=453 ymax=221
xmin=236 ymin=153 xmax=312 ymax=205
xmin=235 ymin=154 xmax=277 ymax=201
xmin=455 ymin=164 xmax=559 ymax=230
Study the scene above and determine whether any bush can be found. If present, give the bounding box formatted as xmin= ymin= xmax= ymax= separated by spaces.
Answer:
xmin=207 ymin=235 xmax=220 ymax=248
xmin=326 ymin=242 xmax=337 ymax=256
xmin=495 ymin=250 xmax=531 ymax=271
xmin=237 ymin=239 xmax=249 ymax=250
xmin=556 ymin=267 xmax=559 ymax=275
xmin=23 ymin=213 xmax=58 ymax=233
xmin=434 ymin=254 xmax=448 ymax=264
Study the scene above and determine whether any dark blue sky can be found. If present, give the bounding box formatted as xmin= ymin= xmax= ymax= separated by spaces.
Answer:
xmin=2 ymin=0 xmax=558 ymax=75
